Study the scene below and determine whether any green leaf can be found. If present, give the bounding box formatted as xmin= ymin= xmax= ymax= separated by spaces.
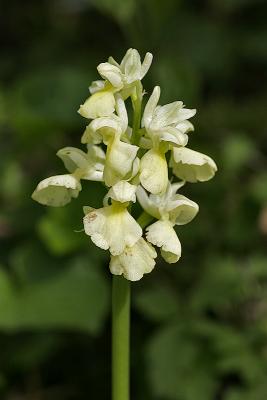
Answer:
xmin=146 ymin=323 xmax=216 ymax=400
xmin=0 ymin=259 xmax=109 ymax=334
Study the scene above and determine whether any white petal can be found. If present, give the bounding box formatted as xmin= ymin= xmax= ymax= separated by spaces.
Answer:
xmin=142 ymin=86 xmax=160 ymax=128
xmin=107 ymin=181 xmax=137 ymax=203
xmin=104 ymin=138 xmax=139 ymax=187
xmin=146 ymin=220 xmax=181 ymax=263
xmin=87 ymin=144 xmax=106 ymax=164
xmin=175 ymin=120 xmax=194 ymax=134
xmin=78 ymin=91 xmax=115 ymax=119
xmin=158 ymin=126 xmax=188 ymax=147
xmin=140 ymin=148 xmax=168 ymax=195
xmin=97 ymin=62 xmax=123 ymax=88
xmin=83 ymin=203 xmax=142 ymax=255
xmin=57 ymin=147 xmax=90 ymax=173
xmin=82 ymin=115 xmax=121 ymax=145
xmin=136 ymin=185 xmax=161 ymax=219
xmin=115 ymin=94 xmax=128 ymax=133
xmin=140 ymin=52 xmax=153 ymax=79
xmin=172 ymin=147 xmax=217 ymax=182
xmin=123 ymin=49 xmax=142 ymax=83
xmin=108 ymin=56 xmax=120 ymax=68
xmin=176 ymin=107 xmax=196 ymax=121
xmin=151 ymin=101 xmax=184 ymax=128
xmin=109 ymin=238 xmax=157 ymax=281
xmin=127 ymin=157 xmax=140 ymax=182
xmin=89 ymin=80 xmax=105 ymax=94
xmin=32 ymin=174 xmax=81 ymax=207
xmin=166 ymin=195 xmax=199 ymax=225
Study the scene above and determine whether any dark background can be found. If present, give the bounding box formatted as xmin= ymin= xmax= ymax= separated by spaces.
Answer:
xmin=0 ymin=0 xmax=267 ymax=399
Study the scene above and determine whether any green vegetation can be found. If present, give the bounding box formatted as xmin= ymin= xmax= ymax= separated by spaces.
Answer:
xmin=0 ymin=0 xmax=267 ymax=398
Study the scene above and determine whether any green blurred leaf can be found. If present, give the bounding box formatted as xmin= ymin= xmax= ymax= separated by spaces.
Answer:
xmin=0 ymin=259 xmax=109 ymax=334
xmin=134 ymin=283 xmax=178 ymax=322
xmin=222 ymin=134 xmax=256 ymax=173
xmin=146 ymin=323 xmax=216 ymax=400
xmin=37 ymin=206 xmax=87 ymax=256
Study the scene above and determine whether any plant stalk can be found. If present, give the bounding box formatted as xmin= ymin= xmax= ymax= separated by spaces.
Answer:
xmin=112 ymin=276 xmax=130 ymax=400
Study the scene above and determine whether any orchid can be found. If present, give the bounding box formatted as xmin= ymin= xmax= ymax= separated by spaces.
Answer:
xmin=139 ymin=86 xmax=196 ymax=195
xmin=78 ymin=48 xmax=153 ymax=120
xmin=137 ymin=182 xmax=199 ymax=262
xmin=32 ymin=47 xmax=217 ymax=280
xmin=32 ymin=48 xmax=218 ymax=400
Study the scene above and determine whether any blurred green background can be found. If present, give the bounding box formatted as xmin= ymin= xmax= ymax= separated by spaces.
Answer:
xmin=1 ymin=0 xmax=267 ymax=399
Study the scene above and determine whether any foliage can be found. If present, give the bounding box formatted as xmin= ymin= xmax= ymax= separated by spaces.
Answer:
xmin=0 ymin=0 xmax=267 ymax=398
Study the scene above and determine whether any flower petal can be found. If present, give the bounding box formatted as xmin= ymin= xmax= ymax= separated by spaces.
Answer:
xmin=57 ymin=147 xmax=90 ymax=173
xmin=123 ymin=49 xmax=142 ymax=84
xmin=158 ymin=126 xmax=188 ymax=147
xmin=136 ymin=185 xmax=161 ymax=219
xmin=82 ymin=115 xmax=121 ymax=144
xmin=109 ymin=238 xmax=157 ymax=281
xmin=142 ymin=86 xmax=160 ymax=128
xmin=107 ymin=181 xmax=137 ymax=203
xmin=104 ymin=138 xmax=139 ymax=187
xmin=83 ymin=203 xmax=142 ymax=255
xmin=78 ymin=91 xmax=115 ymax=119
xmin=167 ymin=195 xmax=199 ymax=225
xmin=89 ymin=80 xmax=105 ymax=94
xmin=140 ymin=148 xmax=168 ymax=195
xmin=140 ymin=52 xmax=153 ymax=79
xmin=115 ymin=94 xmax=128 ymax=133
xmin=171 ymin=147 xmax=218 ymax=182
xmin=151 ymin=101 xmax=184 ymax=128
xmin=146 ymin=220 xmax=181 ymax=264
xmin=32 ymin=174 xmax=81 ymax=207
xmin=97 ymin=62 xmax=123 ymax=88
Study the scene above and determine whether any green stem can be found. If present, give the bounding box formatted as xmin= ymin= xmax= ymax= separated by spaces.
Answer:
xmin=131 ymin=81 xmax=143 ymax=145
xmin=112 ymin=276 xmax=130 ymax=400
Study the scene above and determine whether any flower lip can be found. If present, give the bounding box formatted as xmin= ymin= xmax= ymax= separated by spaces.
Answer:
xmin=109 ymin=238 xmax=157 ymax=281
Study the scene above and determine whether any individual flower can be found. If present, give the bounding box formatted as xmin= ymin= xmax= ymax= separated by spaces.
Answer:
xmin=78 ymin=49 xmax=153 ymax=119
xmin=139 ymin=86 xmax=196 ymax=195
xmin=99 ymin=48 xmax=153 ymax=93
xmin=109 ymin=238 xmax=157 ymax=281
xmin=57 ymin=145 xmax=105 ymax=181
xmin=170 ymin=147 xmax=218 ymax=183
xmin=81 ymin=95 xmax=139 ymax=187
xmin=137 ymin=182 xmax=199 ymax=263
xmin=83 ymin=181 xmax=142 ymax=256
xmin=32 ymin=174 xmax=81 ymax=207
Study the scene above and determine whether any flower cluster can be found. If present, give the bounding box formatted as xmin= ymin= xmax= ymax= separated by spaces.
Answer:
xmin=32 ymin=49 xmax=217 ymax=281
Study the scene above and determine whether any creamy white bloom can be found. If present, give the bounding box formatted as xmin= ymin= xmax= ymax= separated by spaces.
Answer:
xmin=78 ymin=49 xmax=152 ymax=120
xmin=137 ymin=182 xmax=198 ymax=224
xmin=99 ymin=48 xmax=153 ymax=90
xmin=142 ymin=86 xmax=195 ymax=148
xmin=32 ymin=174 xmax=81 ymax=207
xmin=82 ymin=95 xmax=138 ymax=186
xmin=137 ymin=182 xmax=198 ymax=263
xmin=171 ymin=147 xmax=218 ymax=183
xmin=109 ymin=238 xmax=157 ymax=281
xmin=83 ymin=200 xmax=142 ymax=256
xmin=146 ymin=220 xmax=181 ymax=263
xmin=139 ymin=86 xmax=195 ymax=195
xmin=57 ymin=145 xmax=105 ymax=181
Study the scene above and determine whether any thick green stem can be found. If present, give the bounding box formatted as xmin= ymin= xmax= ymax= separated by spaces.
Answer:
xmin=112 ymin=276 xmax=130 ymax=400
